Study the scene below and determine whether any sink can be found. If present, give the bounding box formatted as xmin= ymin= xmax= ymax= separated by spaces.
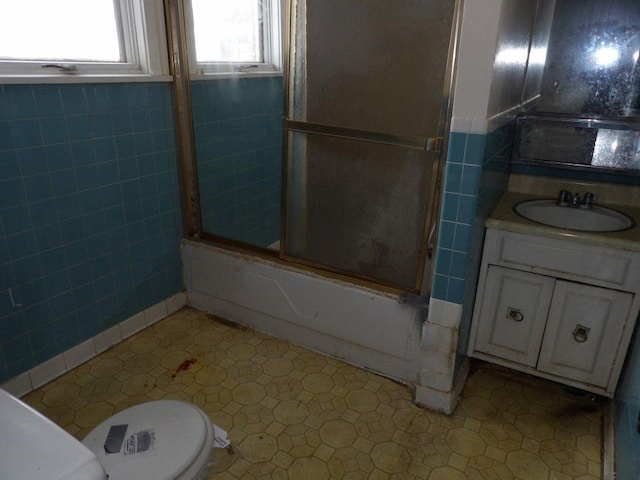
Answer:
xmin=513 ymin=199 xmax=634 ymax=232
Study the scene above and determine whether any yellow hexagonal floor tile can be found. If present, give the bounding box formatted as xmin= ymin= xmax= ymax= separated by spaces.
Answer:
xmin=22 ymin=307 xmax=604 ymax=479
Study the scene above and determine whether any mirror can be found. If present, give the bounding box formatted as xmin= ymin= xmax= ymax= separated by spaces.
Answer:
xmin=516 ymin=0 xmax=640 ymax=172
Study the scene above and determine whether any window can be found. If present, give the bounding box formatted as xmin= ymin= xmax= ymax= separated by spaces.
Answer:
xmin=0 ymin=0 xmax=168 ymax=80
xmin=186 ymin=0 xmax=282 ymax=75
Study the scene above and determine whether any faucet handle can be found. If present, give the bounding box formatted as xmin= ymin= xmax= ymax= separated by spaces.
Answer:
xmin=582 ymin=192 xmax=595 ymax=209
xmin=557 ymin=189 xmax=570 ymax=206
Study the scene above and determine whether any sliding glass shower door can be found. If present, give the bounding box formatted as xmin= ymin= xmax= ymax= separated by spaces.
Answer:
xmin=284 ymin=0 xmax=457 ymax=290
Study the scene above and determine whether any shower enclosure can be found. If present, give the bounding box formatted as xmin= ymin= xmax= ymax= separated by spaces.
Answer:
xmin=282 ymin=0 xmax=457 ymax=291
xmin=175 ymin=0 xmax=459 ymax=293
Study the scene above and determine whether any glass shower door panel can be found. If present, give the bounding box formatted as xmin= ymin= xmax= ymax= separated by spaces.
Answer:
xmin=289 ymin=0 xmax=455 ymax=138
xmin=193 ymin=77 xmax=284 ymax=249
xmin=285 ymin=133 xmax=432 ymax=289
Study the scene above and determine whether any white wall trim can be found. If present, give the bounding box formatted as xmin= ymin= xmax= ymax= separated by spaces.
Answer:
xmin=0 ymin=74 xmax=173 ymax=85
xmin=0 ymin=292 xmax=187 ymax=398
xmin=426 ymin=298 xmax=463 ymax=328
xmin=415 ymin=298 xmax=466 ymax=413
xmin=451 ymin=105 xmax=520 ymax=136
xmin=451 ymin=0 xmax=502 ymax=130
xmin=450 ymin=115 xmax=489 ymax=135
xmin=415 ymin=357 xmax=470 ymax=414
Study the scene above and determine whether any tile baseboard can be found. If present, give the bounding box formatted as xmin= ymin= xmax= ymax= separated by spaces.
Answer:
xmin=1 ymin=292 xmax=187 ymax=398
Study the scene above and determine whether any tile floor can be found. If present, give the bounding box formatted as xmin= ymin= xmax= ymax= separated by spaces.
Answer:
xmin=24 ymin=307 xmax=604 ymax=479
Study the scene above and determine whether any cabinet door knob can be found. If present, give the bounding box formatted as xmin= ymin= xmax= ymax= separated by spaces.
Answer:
xmin=506 ymin=307 xmax=524 ymax=322
xmin=572 ymin=324 xmax=591 ymax=343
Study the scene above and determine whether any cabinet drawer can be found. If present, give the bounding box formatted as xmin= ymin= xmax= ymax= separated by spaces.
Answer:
xmin=486 ymin=229 xmax=640 ymax=291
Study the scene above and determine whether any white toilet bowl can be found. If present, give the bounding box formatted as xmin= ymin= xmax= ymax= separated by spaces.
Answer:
xmin=0 ymin=388 xmax=214 ymax=480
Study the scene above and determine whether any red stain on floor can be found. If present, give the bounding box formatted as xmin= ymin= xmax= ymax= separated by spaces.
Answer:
xmin=171 ymin=358 xmax=197 ymax=378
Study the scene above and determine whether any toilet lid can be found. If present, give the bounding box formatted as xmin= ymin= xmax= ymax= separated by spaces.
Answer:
xmin=82 ymin=400 xmax=210 ymax=480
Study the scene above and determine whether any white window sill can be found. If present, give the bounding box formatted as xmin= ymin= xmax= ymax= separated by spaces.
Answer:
xmin=0 ymin=74 xmax=174 ymax=85
xmin=189 ymin=71 xmax=283 ymax=81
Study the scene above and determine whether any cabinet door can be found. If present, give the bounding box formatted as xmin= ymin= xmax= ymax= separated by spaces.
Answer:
xmin=538 ymin=280 xmax=632 ymax=387
xmin=474 ymin=266 xmax=555 ymax=366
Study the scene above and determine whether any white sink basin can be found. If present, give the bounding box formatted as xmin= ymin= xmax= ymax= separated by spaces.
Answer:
xmin=514 ymin=199 xmax=634 ymax=232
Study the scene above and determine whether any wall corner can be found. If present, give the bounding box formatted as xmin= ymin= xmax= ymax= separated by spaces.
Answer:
xmin=415 ymin=298 xmax=469 ymax=414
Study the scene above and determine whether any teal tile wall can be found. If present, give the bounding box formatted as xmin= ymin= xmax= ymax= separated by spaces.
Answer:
xmin=432 ymin=132 xmax=487 ymax=304
xmin=191 ymin=77 xmax=283 ymax=247
xmin=431 ymin=122 xmax=513 ymax=378
xmin=432 ymin=124 xmax=513 ymax=303
xmin=0 ymin=83 xmax=183 ymax=383
xmin=455 ymin=122 xmax=513 ymax=375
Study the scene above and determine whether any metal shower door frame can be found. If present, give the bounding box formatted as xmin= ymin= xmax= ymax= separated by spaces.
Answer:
xmin=280 ymin=0 xmax=463 ymax=294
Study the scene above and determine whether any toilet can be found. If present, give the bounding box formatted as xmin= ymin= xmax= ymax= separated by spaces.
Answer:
xmin=0 ymin=388 xmax=214 ymax=480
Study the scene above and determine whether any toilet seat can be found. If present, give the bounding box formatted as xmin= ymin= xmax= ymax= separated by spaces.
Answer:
xmin=82 ymin=400 xmax=214 ymax=480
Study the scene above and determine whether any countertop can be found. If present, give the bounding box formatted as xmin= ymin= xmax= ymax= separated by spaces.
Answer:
xmin=487 ymin=190 xmax=640 ymax=253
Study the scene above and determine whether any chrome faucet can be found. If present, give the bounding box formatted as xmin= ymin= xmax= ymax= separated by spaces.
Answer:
xmin=557 ymin=189 xmax=596 ymax=209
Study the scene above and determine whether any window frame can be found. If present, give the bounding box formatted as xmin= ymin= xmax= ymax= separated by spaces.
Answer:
xmin=0 ymin=0 xmax=169 ymax=83
xmin=184 ymin=0 xmax=283 ymax=77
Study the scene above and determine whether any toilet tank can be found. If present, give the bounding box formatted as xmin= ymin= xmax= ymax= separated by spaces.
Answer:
xmin=0 ymin=388 xmax=107 ymax=480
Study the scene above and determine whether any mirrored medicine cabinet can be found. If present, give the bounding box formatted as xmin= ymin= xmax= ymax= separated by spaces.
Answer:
xmin=514 ymin=0 xmax=640 ymax=174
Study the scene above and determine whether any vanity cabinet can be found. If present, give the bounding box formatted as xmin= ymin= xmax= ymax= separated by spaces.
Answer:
xmin=469 ymin=228 xmax=640 ymax=396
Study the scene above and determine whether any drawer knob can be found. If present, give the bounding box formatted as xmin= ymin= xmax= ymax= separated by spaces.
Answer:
xmin=572 ymin=324 xmax=591 ymax=343
xmin=506 ymin=307 xmax=524 ymax=322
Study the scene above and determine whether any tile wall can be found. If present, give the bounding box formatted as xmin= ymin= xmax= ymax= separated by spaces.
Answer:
xmin=432 ymin=132 xmax=486 ymax=306
xmin=431 ymin=122 xmax=512 ymax=372
xmin=453 ymin=122 xmax=513 ymax=373
xmin=0 ymin=82 xmax=183 ymax=383
xmin=192 ymin=76 xmax=283 ymax=247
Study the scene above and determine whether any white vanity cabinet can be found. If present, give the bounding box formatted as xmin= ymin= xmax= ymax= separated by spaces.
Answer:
xmin=468 ymin=228 xmax=640 ymax=396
